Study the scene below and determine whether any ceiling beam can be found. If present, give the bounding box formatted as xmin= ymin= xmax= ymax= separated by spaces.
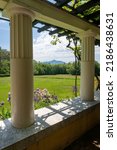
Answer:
xmin=2 ymin=0 xmax=100 ymax=39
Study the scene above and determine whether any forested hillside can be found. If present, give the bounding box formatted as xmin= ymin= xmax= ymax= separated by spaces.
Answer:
xmin=0 ymin=48 xmax=100 ymax=76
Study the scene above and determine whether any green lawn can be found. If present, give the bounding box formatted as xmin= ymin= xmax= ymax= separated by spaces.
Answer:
xmin=34 ymin=75 xmax=80 ymax=98
xmin=0 ymin=75 xmax=80 ymax=114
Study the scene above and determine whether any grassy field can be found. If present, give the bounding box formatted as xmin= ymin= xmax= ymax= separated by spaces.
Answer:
xmin=0 ymin=75 xmax=80 ymax=113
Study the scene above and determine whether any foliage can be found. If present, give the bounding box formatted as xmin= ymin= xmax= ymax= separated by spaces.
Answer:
xmin=33 ymin=88 xmax=58 ymax=109
xmin=66 ymin=62 xmax=80 ymax=75
xmin=0 ymin=88 xmax=58 ymax=120
xmin=0 ymin=47 xmax=100 ymax=77
xmin=0 ymin=74 xmax=99 ymax=120
xmin=95 ymin=61 xmax=100 ymax=90
xmin=0 ymin=75 xmax=80 ymax=117
xmin=62 ymin=0 xmax=91 ymax=12
xmin=33 ymin=61 xmax=68 ymax=75
xmin=63 ymin=0 xmax=99 ymax=20
xmin=33 ymin=61 xmax=83 ymax=76
xmin=50 ymin=35 xmax=61 ymax=45
xmin=95 ymin=61 xmax=100 ymax=76
xmin=0 ymin=101 xmax=11 ymax=120
xmin=0 ymin=47 xmax=10 ymax=76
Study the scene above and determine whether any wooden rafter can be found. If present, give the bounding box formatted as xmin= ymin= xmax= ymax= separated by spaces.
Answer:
xmin=57 ymin=30 xmax=73 ymax=37
xmin=49 ymin=28 xmax=63 ymax=35
xmin=32 ymin=20 xmax=40 ymax=26
xmin=56 ymin=0 xmax=71 ymax=7
xmin=37 ymin=25 xmax=51 ymax=33
xmin=45 ymin=0 xmax=100 ymax=28
xmin=0 ymin=0 xmax=100 ymax=39
xmin=71 ymin=0 xmax=100 ymax=15
xmin=85 ymin=10 xmax=100 ymax=20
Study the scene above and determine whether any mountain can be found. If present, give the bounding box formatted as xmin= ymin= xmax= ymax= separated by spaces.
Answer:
xmin=43 ymin=60 xmax=65 ymax=64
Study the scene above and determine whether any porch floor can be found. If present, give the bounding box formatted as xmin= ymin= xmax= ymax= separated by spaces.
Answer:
xmin=64 ymin=124 xmax=100 ymax=150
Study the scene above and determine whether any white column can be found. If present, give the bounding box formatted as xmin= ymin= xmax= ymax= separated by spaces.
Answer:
xmin=10 ymin=7 xmax=35 ymax=128
xmin=80 ymin=30 xmax=95 ymax=101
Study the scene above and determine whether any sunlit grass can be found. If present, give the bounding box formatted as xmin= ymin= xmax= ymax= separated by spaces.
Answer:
xmin=0 ymin=75 xmax=80 ymax=113
xmin=0 ymin=75 xmax=98 ymax=116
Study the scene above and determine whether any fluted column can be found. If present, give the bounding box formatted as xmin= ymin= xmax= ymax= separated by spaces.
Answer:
xmin=80 ymin=30 xmax=95 ymax=101
xmin=10 ymin=7 xmax=35 ymax=128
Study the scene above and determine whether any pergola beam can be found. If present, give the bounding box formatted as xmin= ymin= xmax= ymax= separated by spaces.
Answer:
xmin=85 ymin=10 xmax=100 ymax=20
xmin=58 ymin=31 xmax=73 ymax=37
xmin=2 ymin=0 xmax=99 ymax=39
xmin=32 ymin=19 xmax=40 ymax=26
xmin=56 ymin=0 xmax=71 ymax=7
xmin=71 ymin=0 xmax=100 ymax=15
xmin=49 ymin=28 xmax=63 ymax=35
xmin=0 ymin=16 xmax=9 ymax=22
xmin=37 ymin=25 xmax=51 ymax=33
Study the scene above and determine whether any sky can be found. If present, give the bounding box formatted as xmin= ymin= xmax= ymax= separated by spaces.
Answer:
xmin=0 ymin=19 xmax=100 ymax=63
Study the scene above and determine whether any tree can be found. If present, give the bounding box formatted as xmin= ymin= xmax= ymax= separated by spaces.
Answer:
xmin=51 ymin=33 xmax=81 ymax=97
xmin=49 ymin=0 xmax=100 ymax=96
xmin=95 ymin=61 xmax=100 ymax=90
xmin=51 ymin=32 xmax=100 ymax=97
xmin=0 ymin=47 xmax=10 ymax=75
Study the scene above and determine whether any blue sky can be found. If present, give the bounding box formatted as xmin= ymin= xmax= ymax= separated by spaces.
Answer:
xmin=0 ymin=19 xmax=100 ymax=63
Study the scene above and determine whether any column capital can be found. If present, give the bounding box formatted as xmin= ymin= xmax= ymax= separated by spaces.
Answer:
xmin=8 ymin=6 xmax=35 ymax=20
xmin=79 ymin=29 xmax=96 ymax=39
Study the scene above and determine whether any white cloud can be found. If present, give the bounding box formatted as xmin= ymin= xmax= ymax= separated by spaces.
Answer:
xmin=33 ymin=31 xmax=100 ymax=63
xmin=33 ymin=31 xmax=74 ymax=63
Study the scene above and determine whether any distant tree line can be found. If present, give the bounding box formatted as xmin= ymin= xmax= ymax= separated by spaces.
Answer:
xmin=33 ymin=60 xmax=81 ymax=75
xmin=0 ymin=47 xmax=10 ymax=76
xmin=0 ymin=48 xmax=100 ymax=76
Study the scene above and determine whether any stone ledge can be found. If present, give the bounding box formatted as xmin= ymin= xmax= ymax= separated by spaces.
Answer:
xmin=0 ymin=91 xmax=100 ymax=150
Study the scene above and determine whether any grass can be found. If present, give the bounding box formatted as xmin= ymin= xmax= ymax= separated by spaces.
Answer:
xmin=0 ymin=75 xmax=80 ymax=114
xmin=0 ymin=74 xmax=98 ymax=119
xmin=34 ymin=75 xmax=80 ymax=99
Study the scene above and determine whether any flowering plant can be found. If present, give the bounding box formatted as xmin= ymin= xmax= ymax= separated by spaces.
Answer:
xmin=0 ymin=88 xmax=58 ymax=120
xmin=7 ymin=88 xmax=58 ymax=104
xmin=0 ymin=101 xmax=11 ymax=120
xmin=34 ymin=88 xmax=58 ymax=102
